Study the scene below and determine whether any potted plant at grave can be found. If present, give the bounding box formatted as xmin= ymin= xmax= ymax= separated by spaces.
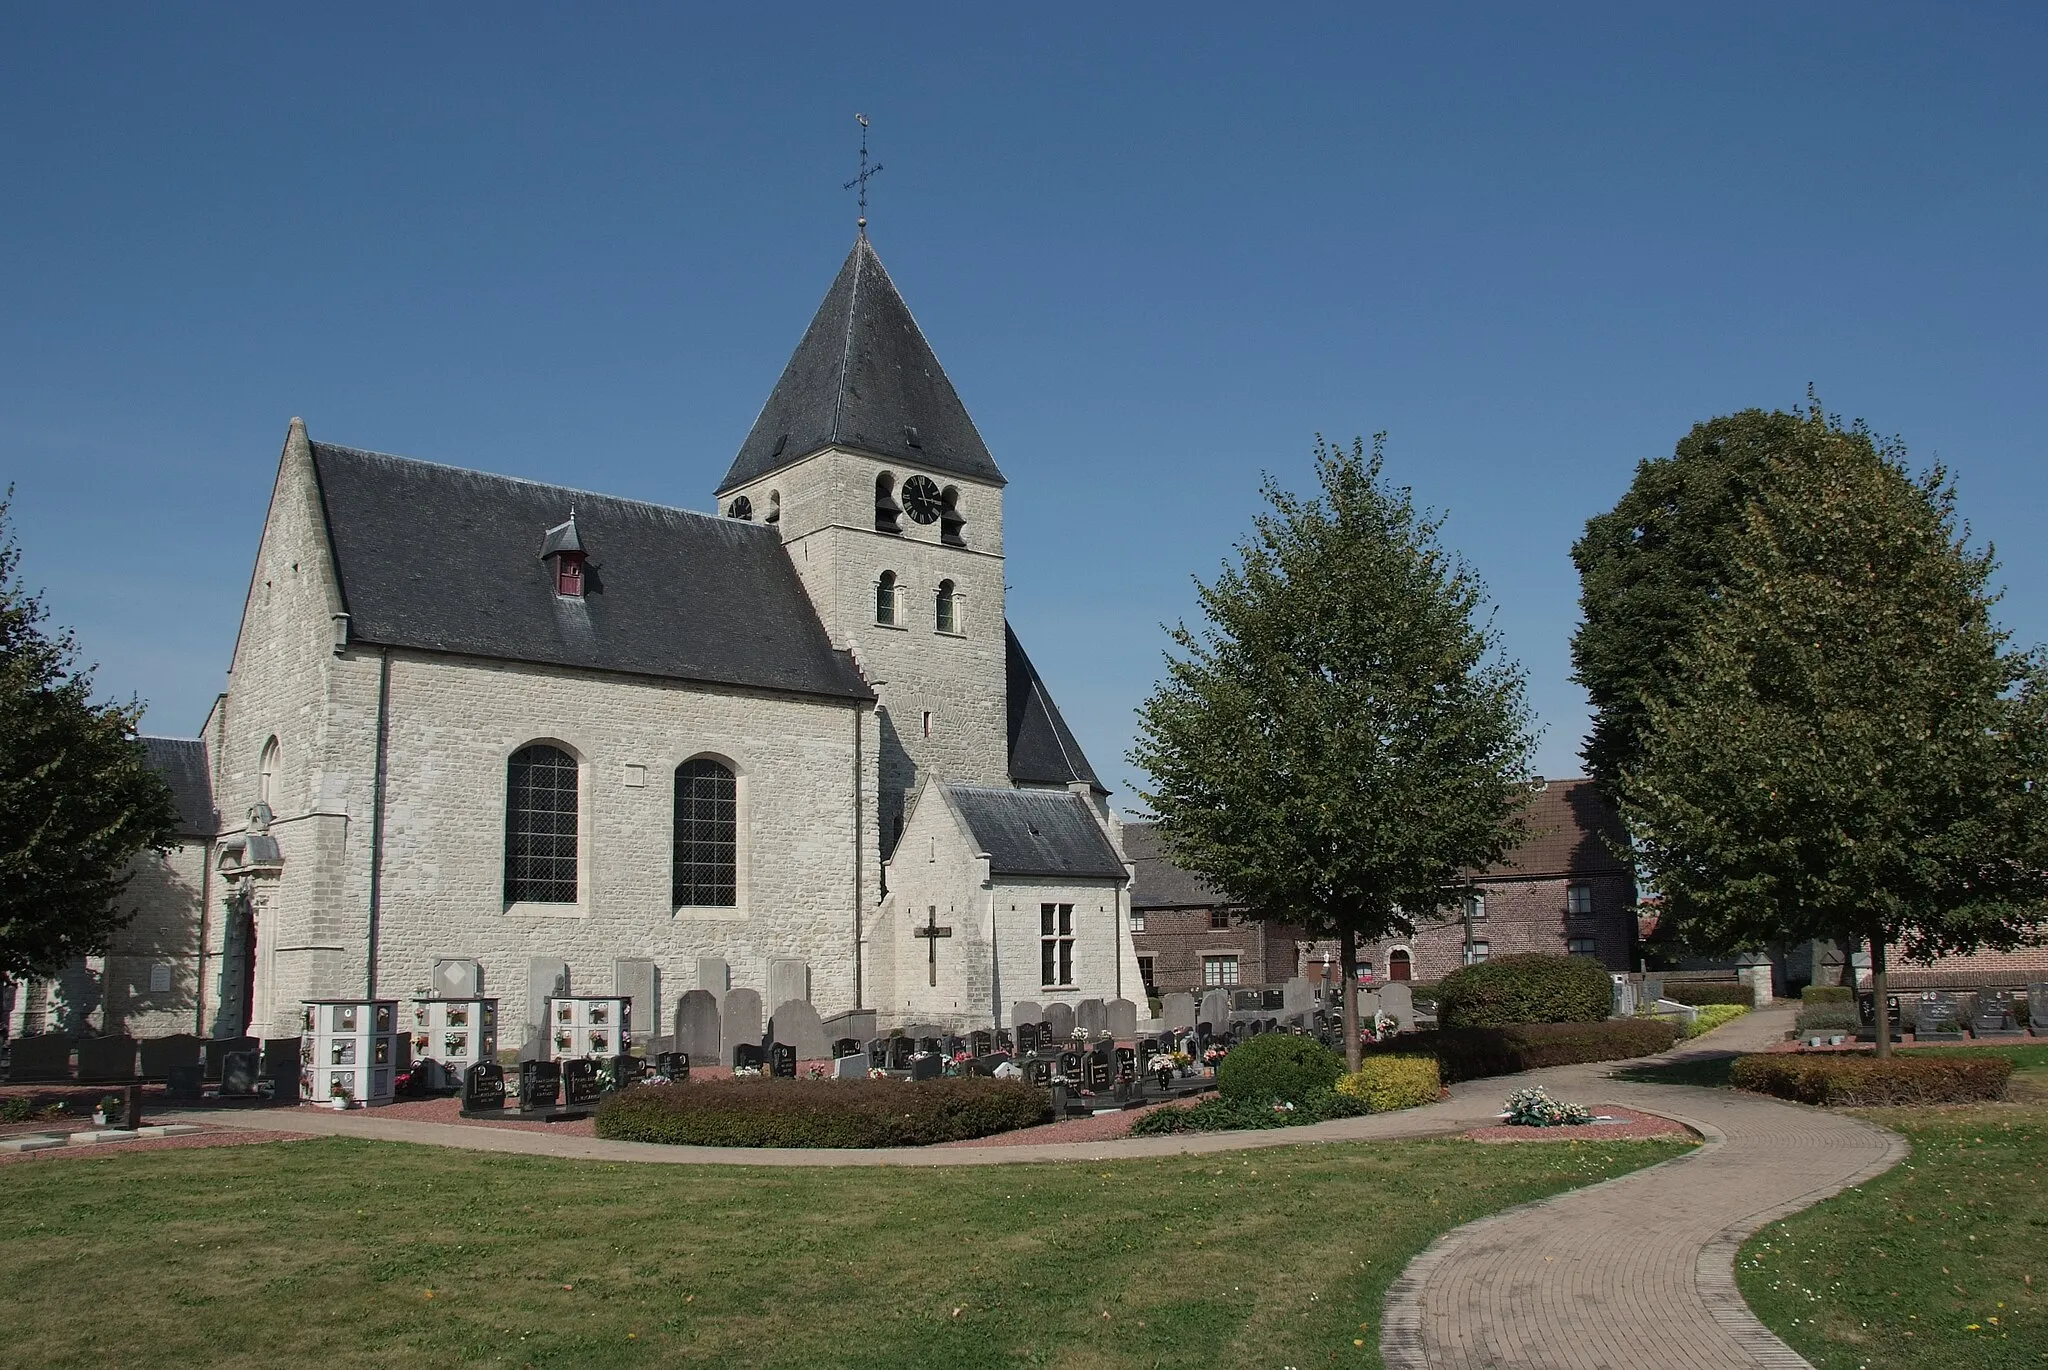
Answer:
xmin=328 ymin=1079 xmax=354 ymax=1111
xmin=92 ymin=1094 xmax=125 ymax=1127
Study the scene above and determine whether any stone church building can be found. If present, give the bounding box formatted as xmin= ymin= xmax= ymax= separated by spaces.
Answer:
xmin=23 ymin=236 xmax=1142 ymax=1050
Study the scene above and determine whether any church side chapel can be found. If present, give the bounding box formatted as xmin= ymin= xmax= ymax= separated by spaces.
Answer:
xmin=45 ymin=231 xmax=1143 ymax=1058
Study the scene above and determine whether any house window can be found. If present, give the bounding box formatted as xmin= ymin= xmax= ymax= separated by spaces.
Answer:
xmin=1138 ymin=956 xmax=1156 ymax=995
xmin=1203 ymin=955 xmax=1240 ymax=987
xmin=1129 ymin=910 xmax=1146 ymax=934
xmin=1209 ymin=908 xmax=1230 ymax=931
xmin=1388 ymin=948 xmax=1412 ymax=981
xmin=935 ymin=579 xmax=958 ymax=634
xmin=258 ymin=736 xmax=279 ymax=810
xmin=1568 ymin=937 xmax=1598 ymax=957
xmin=1464 ymin=940 xmax=1491 ymax=966
xmin=876 ymin=571 xmax=897 ymax=625
xmin=1464 ymin=891 xmax=1487 ymax=920
xmin=504 ymin=744 xmax=579 ymax=904
xmin=1566 ymin=884 xmax=1594 ymax=916
xmin=1040 ymin=902 xmax=1074 ymax=986
xmin=673 ymin=758 xmax=737 ymax=907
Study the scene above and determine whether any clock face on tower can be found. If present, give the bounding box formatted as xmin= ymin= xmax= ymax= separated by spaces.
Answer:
xmin=900 ymin=475 xmax=942 ymax=525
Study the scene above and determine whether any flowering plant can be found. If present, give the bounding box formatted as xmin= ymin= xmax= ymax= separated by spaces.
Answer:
xmin=806 ymin=1065 xmax=827 ymax=1080
xmin=1169 ymin=1051 xmax=1192 ymax=1068
xmin=1202 ymin=1045 xmax=1227 ymax=1065
xmin=867 ymin=1067 xmax=890 ymax=1080
xmin=1501 ymin=1086 xmax=1593 ymax=1127
xmin=731 ymin=1065 xmax=763 ymax=1078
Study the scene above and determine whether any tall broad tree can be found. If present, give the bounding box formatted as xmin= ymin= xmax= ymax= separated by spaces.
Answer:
xmin=1131 ymin=436 xmax=1538 ymax=1069
xmin=0 ymin=494 xmax=179 ymax=984
xmin=1613 ymin=412 xmax=2048 ymax=1054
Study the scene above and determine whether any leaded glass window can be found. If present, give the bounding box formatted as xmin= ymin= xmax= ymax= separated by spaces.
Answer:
xmin=504 ymin=744 xmax=578 ymax=903
xmin=673 ymin=758 xmax=737 ymax=907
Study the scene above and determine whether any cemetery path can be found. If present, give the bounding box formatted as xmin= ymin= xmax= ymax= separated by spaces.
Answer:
xmin=1380 ymin=1003 xmax=1909 ymax=1370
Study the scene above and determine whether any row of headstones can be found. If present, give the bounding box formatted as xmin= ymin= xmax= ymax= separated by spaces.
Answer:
xmin=668 ymin=989 xmax=849 ymax=1064
xmin=1 ymin=1031 xmax=298 ymax=1087
xmin=1005 ymin=998 xmax=1145 ymax=1040
xmin=1153 ymin=981 xmax=1414 ymax=1035
xmin=1857 ymin=985 xmax=2048 ymax=1038
xmin=462 ymin=1055 xmax=629 ymax=1115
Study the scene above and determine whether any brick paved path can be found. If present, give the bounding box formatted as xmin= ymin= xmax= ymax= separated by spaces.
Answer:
xmin=1380 ymin=1005 xmax=1908 ymax=1370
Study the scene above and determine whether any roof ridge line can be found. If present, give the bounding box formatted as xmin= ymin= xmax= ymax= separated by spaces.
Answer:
xmin=828 ymin=237 xmax=863 ymax=445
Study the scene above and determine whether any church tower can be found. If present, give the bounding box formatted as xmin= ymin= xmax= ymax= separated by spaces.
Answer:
xmin=716 ymin=237 xmax=1012 ymax=848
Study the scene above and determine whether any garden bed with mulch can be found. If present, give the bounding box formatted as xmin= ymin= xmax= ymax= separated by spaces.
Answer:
xmin=1464 ymin=1105 xmax=1694 ymax=1144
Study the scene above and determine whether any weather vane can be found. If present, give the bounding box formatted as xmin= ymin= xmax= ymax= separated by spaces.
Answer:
xmin=844 ymin=113 xmax=883 ymax=235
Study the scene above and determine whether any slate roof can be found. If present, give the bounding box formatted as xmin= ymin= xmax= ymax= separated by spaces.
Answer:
xmin=1123 ymin=822 xmax=1232 ymax=909
xmin=718 ymin=237 xmax=1006 ymax=495
xmin=1005 ymin=625 xmax=1102 ymax=791
xmin=309 ymin=443 xmax=872 ymax=703
xmin=142 ymin=736 xmax=217 ymax=837
xmin=1492 ymin=780 xmax=1630 ymax=880
xmin=946 ymin=785 xmax=1127 ymax=881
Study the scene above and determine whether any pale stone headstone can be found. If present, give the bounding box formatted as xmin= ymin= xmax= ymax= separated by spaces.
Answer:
xmin=767 ymin=957 xmax=810 ymax=1009
xmin=1610 ymin=976 xmax=1637 ymax=1018
xmin=768 ymin=999 xmax=830 ymax=1062
xmin=613 ymin=959 xmax=658 ymax=1042
xmin=1379 ymin=982 xmax=1414 ymax=1033
xmin=523 ymin=958 xmax=570 ymax=1061
xmin=674 ymin=990 xmax=722 ymax=1062
xmin=696 ymin=957 xmax=730 ymax=1002
xmin=1010 ymin=1000 xmax=1042 ymax=1029
xmin=1044 ymin=1001 xmax=1075 ymax=1040
xmin=1198 ymin=989 xmax=1229 ymax=1033
xmin=833 ymin=1054 xmax=867 ymax=1080
xmin=433 ymin=958 xmax=482 ymax=999
xmin=721 ymin=987 xmax=763 ymax=1063
xmin=1356 ymin=988 xmax=1383 ymax=1023
xmin=1106 ymin=998 xmax=1138 ymax=1038
xmin=1162 ymin=992 xmax=1197 ymax=1031
xmin=1283 ymin=976 xmax=1314 ymax=1019
xmin=822 ymin=1008 xmax=877 ymax=1044
xmin=1075 ymin=998 xmax=1107 ymax=1035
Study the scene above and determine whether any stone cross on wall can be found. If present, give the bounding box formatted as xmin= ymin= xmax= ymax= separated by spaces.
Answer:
xmin=914 ymin=905 xmax=952 ymax=987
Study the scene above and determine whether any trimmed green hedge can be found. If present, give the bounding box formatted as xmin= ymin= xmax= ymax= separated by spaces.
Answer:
xmin=1682 ymin=1003 xmax=1750 ymax=1038
xmin=1216 ymin=1033 xmax=1344 ymax=1105
xmin=1128 ymin=1088 xmax=1365 ymax=1136
xmin=1362 ymin=1019 xmax=1681 ymax=1084
xmin=1801 ymin=985 xmax=1854 ymax=1004
xmin=1336 ymin=1055 xmax=1441 ymax=1112
xmin=1661 ymin=981 xmax=1753 ymax=1006
xmin=1435 ymin=953 xmax=1612 ymax=1028
xmin=1795 ymin=1003 xmax=1859 ymax=1033
xmin=1730 ymin=1053 xmax=2011 ymax=1107
xmin=594 ymin=1077 xmax=1051 ymax=1148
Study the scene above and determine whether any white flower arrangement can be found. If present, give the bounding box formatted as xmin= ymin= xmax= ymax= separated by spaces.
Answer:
xmin=1501 ymin=1086 xmax=1594 ymax=1127
xmin=731 ymin=1065 xmax=763 ymax=1078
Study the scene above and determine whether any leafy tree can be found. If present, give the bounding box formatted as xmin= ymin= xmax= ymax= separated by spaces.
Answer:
xmin=1131 ymin=437 xmax=1538 ymax=1069
xmin=1614 ymin=412 xmax=2048 ymax=1054
xmin=0 ymin=493 xmax=179 ymax=984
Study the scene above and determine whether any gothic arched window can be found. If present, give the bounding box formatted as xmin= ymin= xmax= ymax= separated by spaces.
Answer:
xmin=935 ymin=579 xmax=958 ymax=634
xmin=258 ymin=736 xmax=280 ymax=810
xmin=504 ymin=744 xmax=578 ymax=904
xmin=876 ymin=570 xmax=898 ymax=626
xmin=673 ymin=758 xmax=737 ymax=907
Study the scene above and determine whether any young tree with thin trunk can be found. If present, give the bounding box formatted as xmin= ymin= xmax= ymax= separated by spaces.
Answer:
xmin=1131 ymin=437 xmax=1538 ymax=1070
xmin=1613 ymin=411 xmax=2048 ymax=1055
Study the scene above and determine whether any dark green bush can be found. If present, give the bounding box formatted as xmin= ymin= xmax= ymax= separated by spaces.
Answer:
xmin=1730 ymin=1052 xmax=2011 ymax=1106
xmin=594 ymin=1077 xmax=1050 ymax=1148
xmin=1801 ymin=985 xmax=1854 ymax=1004
xmin=1795 ymin=1004 xmax=1859 ymax=1033
xmin=1215 ymin=1033 xmax=1344 ymax=1105
xmin=1129 ymin=1088 xmax=1366 ymax=1136
xmin=1362 ymin=1019 xmax=1680 ymax=1084
xmin=1661 ymin=981 xmax=1753 ymax=1006
xmin=1435 ymin=953 xmax=1613 ymax=1028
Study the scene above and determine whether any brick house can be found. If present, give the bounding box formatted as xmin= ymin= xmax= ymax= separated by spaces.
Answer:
xmin=1123 ymin=823 xmax=1305 ymax=996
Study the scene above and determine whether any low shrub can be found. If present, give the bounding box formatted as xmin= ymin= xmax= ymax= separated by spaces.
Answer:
xmin=1801 ymin=985 xmax=1854 ymax=1004
xmin=1215 ymin=1033 xmax=1344 ymax=1105
xmin=1336 ymin=1055 xmax=1441 ymax=1112
xmin=1730 ymin=1052 xmax=2012 ymax=1107
xmin=1661 ymin=981 xmax=1753 ymax=1007
xmin=1363 ymin=1019 xmax=1681 ymax=1084
xmin=1794 ymin=1004 xmax=1859 ymax=1033
xmin=594 ymin=1077 xmax=1051 ymax=1148
xmin=0 ymin=1096 xmax=34 ymax=1124
xmin=1682 ymin=1003 xmax=1751 ymax=1038
xmin=1436 ymin=953 xmax=1613 ymax=1029
xmin=1129 ymin=1088 xmax=1366 ymax=1136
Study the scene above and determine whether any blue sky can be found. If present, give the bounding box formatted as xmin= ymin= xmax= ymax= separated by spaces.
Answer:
xmin=4 ymin=5 xmax=2044 ymax=813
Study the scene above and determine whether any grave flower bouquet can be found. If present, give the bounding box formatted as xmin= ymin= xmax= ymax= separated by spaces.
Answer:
xmin=731 ymin=1065 xmax=763 ymax=1078
xmin=1202 ymin=1045 xmax=1227 ymax=1066
xmin=1500 ymin=1086 xmax=1593 ymax=1127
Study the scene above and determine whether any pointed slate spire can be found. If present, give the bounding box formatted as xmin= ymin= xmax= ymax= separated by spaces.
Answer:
xmin=718 ymin=237 xmax=1006 ymax=495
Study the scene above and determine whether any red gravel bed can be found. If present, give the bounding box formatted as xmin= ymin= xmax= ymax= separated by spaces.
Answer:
xmin=1464 ymin=1105 xmax=1693 ymax=1144
xmin=1762 ymin=1035 xmax=2039 ymax=1052
xmin=362 ymin=1094 xmax=598 ymax=1136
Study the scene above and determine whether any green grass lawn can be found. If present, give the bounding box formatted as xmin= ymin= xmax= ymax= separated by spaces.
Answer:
xmin=1738 ymin=1102 xmax=2048 ymax=1369
xmin=0 ymin=1135 xmax=1686 ymax=1370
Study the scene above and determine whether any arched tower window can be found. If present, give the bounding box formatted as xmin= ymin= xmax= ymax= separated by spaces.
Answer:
xmin=875 ymin=472 xmax=902 ymax=534
xmin=876 ymin=571 xmax=897 ymax=625
xmin=940 ymin=486 xmax=965 ymax=547
xmin=504 ymin=744 xmax=578 ymax=904
xmin=673 ymin=758 xmax=737 ymax=907
xmin=258 ymin=736 xmax=280 ymax=810
xmin=935 ymin=579 xmax=958 ymax=634
xmin=765 ymin=490 xmax=781 ymax=525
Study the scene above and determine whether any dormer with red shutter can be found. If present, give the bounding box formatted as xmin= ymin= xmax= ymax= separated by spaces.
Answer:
xmin=540 ymin=512 xmax=586 ymax=598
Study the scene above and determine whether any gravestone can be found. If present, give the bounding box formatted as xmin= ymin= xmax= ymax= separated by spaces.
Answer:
xmin=822 ymin=1008 xmax=877 ymax=1045
xmin=696 ymin=957 xmax=731 ymax=1001
xmin=1379 ymin=983 xmax=1414 ymax=1033
xmin=1283 ymin=977 xmax=1314 ymax=1020
xmin=995 ymin=1028 xmax=1013 ymax=1053
xmin=204 ymin=1035 xmax=257 ymax=1081
xmin=969 ymin=1029 xmax=994 ymax=1057
xmin=721 ymin=988 xmax=763 ymax=1063
xmin=1026 ymin=1057 xmax=1054 ymax=1088
xmin=656 ymin=1051 xmax=690 ymax=1080
xmin=1010 ymin=1000 xmax=1042 ymax=1030
xmin=613 ymin=959 xmax=659 ymax=1046
xmin=138 ymin=1033 xmax=202 ymax=1080
xmin=910 ymin=1054 xmax=943 ymax=1081
xmin=1855 ymin=990 xmax=1905 ymax=1041
xmin=608 ymin=1054 xmax=640 ymax=1090
xmin=674 ymin=990 xmax=723 ymax=1063
xmin=916 ymin=1036 xmax=942 ymax=1057
xmin=767 ymin=958 xmax=809 ymax=1011
xmin=1915 ymin=991 xmax=1965 ymax=1040
xmin=1972 ymin=988 xmax=2025 ymax=1038
xmin=1086 ymin=1047 xmax=1113 ymax=1091
xmin=561 ymin=1059 xmax=602 ymax=1108
xmin=524 ymin=957 xmax=570 ymax=1060
xmin=461 ymin=1061 xmax=507 ymax=1116
xmin=887 ymin=1037 xmax=915 ymax=1071
xmin=866 ymin=1039 xmax=889 ymax=1069
xmin=767 ymin=999 xmax=830 ymax=1063
xmin=1198 ymin=990 xmax=1229 ymax=1034
xmin=833 ymin=1054 xmax=866 ymax=1080
xmin=167 ymin=1064 xmax=204 ymax=1099
xmin=432 ymin=958 xmax=482 ymax=999
xmin=769 ymin=1042 xmax=798 ymax=1078
xmin=75 ymin=1035 xmax=138 ymax=1083
xmin=729 ymin=1043 xmax=763 ymax=1072
xmin=220 ymin=1050 xmax=261 ymax=1097
xmin=1106 ymin=999 xmax=1138 ymax=1038
xmin=1162 ymin=992 xmax=1197 ymax=1032
xmin=518 ymin=1060 xmax=561 ymax=1111
xmin=833 ymin=1037 xmax=864 ymax=1059
xmin=1075 ymin=999 xmax=1107 ymax=1036
xmin=1044 ymin=1002 xmax=1075 ymax=1040
xmin=259 ymin=1037 xmax=301 ymax=1095
xmin=2031 ymin=983 xmax=2048 ymax=1037
xmin=1015 ymin=1022 xmax=1039 ymax=1054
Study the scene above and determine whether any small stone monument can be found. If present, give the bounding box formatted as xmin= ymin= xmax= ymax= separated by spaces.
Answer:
xmin=721 ymin=988 xmax=763 ymax=1063
xmin=1162 ymin=992 xmax=1197 ymax=1032
xmin=1379 ymin=983 xmax=1414 ymax=1033
xmin=675 ymin=990 xmax=723 ymax=1062
xmin=1044 ymin=1001 xmax=1075 ymax=1041
xmin=768 ymin=999 xmax=830 ymax=1063
xmin=1106 ymin=999 xmax=1138 ymax=1038
xmin=1010 ymin=1000 xmax=1042 ymax=1030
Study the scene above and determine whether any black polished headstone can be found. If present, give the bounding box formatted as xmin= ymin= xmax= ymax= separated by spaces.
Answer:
xmin=887 ymin=1037 xmax=915 ymax=1071
xmin=219 ymin=1049 xmax=262 ymax=1097
xmin=1916 ymin=991 xmax=1965 ymax=1039
xmin=1972 ymin=988 xmax=2024 ymax=1037
xmin=1027 ymin=1057 xmax=1054 ymax=1088
xmin=916 ymin=1036 xmax=941 ymax=1056
xmin=1115 ymin=1047 xmax=1137 ymax=1082
xmin=1086 ymin=1052 xmax=1112 ymax=1090
xmin=770 ymin=1042 xmax=798 ymax=1078
xmin=166 ymin=1063 xmax=204 ymax=1100
xmin=995 ymin=1028 xmax=1013 ymax=1053
xmin=833 ymin=1037 xmax=863 ymax=1059
xmin=518 ymin=1059 xmax=561 ymax=1110
xmin=656 ymin=1051 xmax=690 ymax=1080
xmin=733 ymin=1043 xmax=766 ymax=1072
xmin=2031 ymin=982 xmax=2048 ymax=1037
xmin=969 ymin=1030 xmax=994 ymax=1057
xmin=462 ymin=1061 xmax=507 ymax=1114
xmin=909 ymin=1054 xmax=942 ymax=1081
xmin=561 ymin=1059 xmax=601 ymax=1107
xmin=205 ymin=1035 xmax=258 ymax=1082
xmin=1015 ymin=1022 xmax=1039 ymax=1054
xmin=867 ymin=1039 xmax=889 ymax=1069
